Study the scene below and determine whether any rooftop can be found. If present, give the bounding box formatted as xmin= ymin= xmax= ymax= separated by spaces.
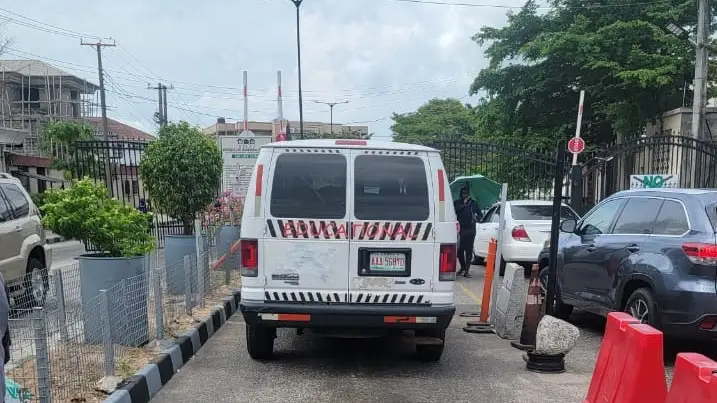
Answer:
xmin=85 ymin=117 xmax=155 ymax=141
xmin=263 ymin=139 xmax=436 ymax=152
xmin=0 ymin=59 xmax=99 ymax=92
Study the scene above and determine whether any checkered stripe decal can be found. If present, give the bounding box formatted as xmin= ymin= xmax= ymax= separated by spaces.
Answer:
xmin=266 ymin=219 xmax=432 ymax=241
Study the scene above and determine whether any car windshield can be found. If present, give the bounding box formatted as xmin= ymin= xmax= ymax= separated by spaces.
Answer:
xmin=511 ymin=205 xmax=578 ymax=221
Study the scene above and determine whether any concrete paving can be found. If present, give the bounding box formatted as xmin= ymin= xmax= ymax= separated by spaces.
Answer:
xmin=151 ymin=266 xmax=605 ymax=403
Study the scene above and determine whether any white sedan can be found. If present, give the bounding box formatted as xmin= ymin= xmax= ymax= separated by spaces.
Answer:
xmin=472 ymin=200 xmax=579 ymax=276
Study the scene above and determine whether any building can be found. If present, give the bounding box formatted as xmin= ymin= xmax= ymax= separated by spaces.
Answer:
xmin=0 ymin=60 xmax=98 ymax=156
xmin=203 ymin=117 xmax=370 ymax=140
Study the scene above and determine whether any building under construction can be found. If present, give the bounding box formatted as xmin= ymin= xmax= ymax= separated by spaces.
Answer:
xmin=0 ymin=59 xmax=98 ymax=157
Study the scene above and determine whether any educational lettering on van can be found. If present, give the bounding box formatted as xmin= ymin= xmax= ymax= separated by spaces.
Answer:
xmin=265 ymin=219 xmax=433 ymax=241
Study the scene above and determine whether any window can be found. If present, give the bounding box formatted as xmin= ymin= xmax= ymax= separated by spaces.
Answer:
xmin=270 ymin=153 xmax=347 ymax=219
xmin=481 ymin=206 xmax=497 ymax=223
xmin=0 ymin=183 xmax=30 ymax=218
xmin=708 ymin=202 xmax=717 ymax=232
xmin=653 ymin=200 xmax=689 ymax=236
xmin=489 ymin=206 xmax=501 ymax=223
xmin=612 ymin=198 xmax=663 ymax=235
xmin=0 ymin=196 xmax=11 ymax=222
xmin=354 ymin=155 xmax=429 ymax=221
xmin=132 ymin=180 xmax=140 ymax=194
xmin=578 ymin=198 xmax=625 ymax=236
xmin=510 ymin=205 xmax=579 ymax=221
xmin=123 ymin=180 xmax=131 ymax=195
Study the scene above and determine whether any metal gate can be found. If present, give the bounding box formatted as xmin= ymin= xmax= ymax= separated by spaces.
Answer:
xmin=580 ymin=135 xmax=717 ymax=211
xmin=426 ymin=139 xmax=570 ymax=202
xmin=74 ymin=139 xmax=184 ymax=247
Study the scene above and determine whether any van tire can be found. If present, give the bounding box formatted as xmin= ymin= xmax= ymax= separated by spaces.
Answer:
xmin=415 ymin=329 xmax=445 ymax=362
xmin=246 ymin=324 xmax=275 ymax=359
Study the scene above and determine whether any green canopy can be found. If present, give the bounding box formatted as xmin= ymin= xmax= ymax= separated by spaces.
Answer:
xmin=449 ymin=175 xmax=501 ymax=209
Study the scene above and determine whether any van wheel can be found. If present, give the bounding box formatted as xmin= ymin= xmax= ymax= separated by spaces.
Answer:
xmin=415 ymin=329 xmax=445 ymax=362
xmin=22 ymin=258 xmax=48 ymax=309
xmin=246 ymin=324 xmax=275 ymax=359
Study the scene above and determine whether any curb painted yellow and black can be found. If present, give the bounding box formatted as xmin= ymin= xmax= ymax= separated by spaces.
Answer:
xmin=103 ymin=290 xmax=241 ymax=403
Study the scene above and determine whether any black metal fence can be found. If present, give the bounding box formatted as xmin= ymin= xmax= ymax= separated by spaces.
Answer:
xmin=580 ymin=135 xmax=717 ymax=211
xmin=73 ymin=139 xmax=184 ymax=247
xmin=426 ymin=139 xmax=570 ymax=202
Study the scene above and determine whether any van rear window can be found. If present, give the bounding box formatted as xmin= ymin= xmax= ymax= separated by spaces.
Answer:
xmin=269 ymin=153 xmax=347 ymax=219
xmin=354 ymin=155 xmax=429 ymax=221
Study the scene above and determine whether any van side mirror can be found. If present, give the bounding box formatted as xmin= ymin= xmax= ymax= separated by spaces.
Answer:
xmin=559 ymin=218 xmax=577 ymax=233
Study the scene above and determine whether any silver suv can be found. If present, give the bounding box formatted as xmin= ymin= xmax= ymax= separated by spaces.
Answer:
xmin=0 ymin=173 xmax=51 ymax=309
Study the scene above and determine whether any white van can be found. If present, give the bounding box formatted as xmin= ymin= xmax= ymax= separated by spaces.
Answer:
xmin=238 ymin=139 xmax=457 ymax=361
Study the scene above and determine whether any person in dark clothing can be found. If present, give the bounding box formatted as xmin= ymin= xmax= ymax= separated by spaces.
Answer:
xmin=454 ymin=185 xmax=482 ymax=277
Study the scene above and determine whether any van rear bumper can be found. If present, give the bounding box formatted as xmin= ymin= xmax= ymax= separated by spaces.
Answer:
xmin=240 ymin=300 xmax=455 ymax=330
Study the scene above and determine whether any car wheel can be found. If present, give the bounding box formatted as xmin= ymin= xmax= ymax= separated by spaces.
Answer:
xmin=539 ymin=266 xmax=573 ymax=320
xmin=22 ymin=258 xmax=48 ymax=309
xmin=624 ymin=288 xmax=657 ymax=326
xmin=246 ymin=324 xmax=275 ymax=359
xmin=415 ymin=329 xmax=445 ymax=362
xmin=472 ymin=254 xmax=484 ymax=266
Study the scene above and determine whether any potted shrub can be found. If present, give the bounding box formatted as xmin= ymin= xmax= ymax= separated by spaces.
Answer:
xmin=203 ymin=191 xmax=244 ymax=269
xmin=139 ymin=121 xmax=222 ymax=294
xmin=41 ymin=178 xmax=154 ymax=347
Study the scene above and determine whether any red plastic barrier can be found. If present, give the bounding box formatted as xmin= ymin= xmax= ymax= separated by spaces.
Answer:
xmin=584 ymin=312 xmax=667 ymax=403
xmin=665 ymin=353 xmax=717 ymax=403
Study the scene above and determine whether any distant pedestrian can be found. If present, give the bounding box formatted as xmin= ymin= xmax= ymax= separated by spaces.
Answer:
xmin=454 ymin=185 xmax=481 ymax=277
xmin=0 ymin=274 xmax=10 ymax=400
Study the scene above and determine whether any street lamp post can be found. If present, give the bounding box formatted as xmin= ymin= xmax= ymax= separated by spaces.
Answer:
xmin=313 ymin=100 xmax=349 ymax=136
xmin=290 ymin=0 xmax=305 ymax=139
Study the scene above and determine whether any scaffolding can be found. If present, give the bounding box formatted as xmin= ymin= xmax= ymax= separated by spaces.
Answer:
xmin=0 ymin=60 xmax=99 ymax=157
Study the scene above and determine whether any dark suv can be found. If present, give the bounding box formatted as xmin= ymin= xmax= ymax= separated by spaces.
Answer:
xmin=549 ymin=188 xmax=717 ymax=340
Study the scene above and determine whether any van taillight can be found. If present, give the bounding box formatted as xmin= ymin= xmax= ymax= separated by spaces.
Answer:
xmin=439 ymin=244 xmax=457 ymax=281
xmin=240 ymin=239 xmax=258 ymax=276
xmin=681 ymin=243 xmax=717 ymax=265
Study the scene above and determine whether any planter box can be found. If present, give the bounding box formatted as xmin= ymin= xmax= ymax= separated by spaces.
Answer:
xmin=165 ymin=234 xmax=207 ymax=295
xmin=215 ymin=225 xmax=240 ymax=270
xmin=78 ymin=254 xmax=149 ymax=347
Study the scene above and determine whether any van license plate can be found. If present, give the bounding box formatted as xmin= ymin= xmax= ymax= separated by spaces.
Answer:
xmin=370 ymin=253 xmax=406 ymax=272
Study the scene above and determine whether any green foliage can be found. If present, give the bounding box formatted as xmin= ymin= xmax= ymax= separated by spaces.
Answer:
xmin=471 ymin=0 xmax=702 ymax=146
xmin=391 ymin=98 xmax=478 ymax=144
xmin=30 ymin=192 xmax=48 ymax=210
xmin=139 ymin=121 xmax=223 ymax=235
xmin=41 ymin=178 xmax=155 ymax=257
xmin=41 ymin=121 xmax=95 ymax=176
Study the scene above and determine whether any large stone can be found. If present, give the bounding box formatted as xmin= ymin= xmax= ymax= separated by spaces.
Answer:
xmin=535 ymin=315 xmax=580 ymax=355
xmin=491 ymin=263 xmax=526 ymax=339
xmin=94 ymin=375 xmax=123 ymax=394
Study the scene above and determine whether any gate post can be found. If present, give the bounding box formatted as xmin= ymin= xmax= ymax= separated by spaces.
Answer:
xmin=569 ymin=165 xmax=584 ymax=216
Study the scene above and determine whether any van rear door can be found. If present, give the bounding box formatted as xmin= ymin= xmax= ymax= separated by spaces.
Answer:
xmin=348 ymin=149 xmax=435 ymax=304
xmin=262 ymin=148 xmax=351 ymax=303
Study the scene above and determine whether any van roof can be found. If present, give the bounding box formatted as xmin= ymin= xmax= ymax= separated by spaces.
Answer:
xmin=262 ymin=139 xmax=439 ymax=153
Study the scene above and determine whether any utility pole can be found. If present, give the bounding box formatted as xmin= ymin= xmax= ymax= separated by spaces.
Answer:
xmin=692 ymin=0 xmax=710 ymax=141
xmin=148 ymin=83 xmax=173 ymax=126
xmin=289 ymin=0 xmax=305 ymax=139
xmin=312 ymin=100 xmax=348 ymax=136
xmin=81 ymin=38 xmax=116 ymax=196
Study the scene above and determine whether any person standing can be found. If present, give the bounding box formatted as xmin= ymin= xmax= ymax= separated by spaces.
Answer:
xmin=454 ymin=185 xmax=481 ymax=277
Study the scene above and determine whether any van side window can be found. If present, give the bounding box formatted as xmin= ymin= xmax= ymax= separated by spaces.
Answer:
xmin=354 ymin=155 xmax=429 ymax=221
xmin=269 ymin=153 xmax=347 ymax=219
xmin=653 ymin=200 xmax=689 ymax=236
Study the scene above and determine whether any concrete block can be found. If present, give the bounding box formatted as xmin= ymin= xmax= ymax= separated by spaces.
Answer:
xmin=492 ymin=263 xmax=526 ymax=340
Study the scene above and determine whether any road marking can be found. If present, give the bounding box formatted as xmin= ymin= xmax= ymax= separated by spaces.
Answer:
xmin=457 ymin=282 xmax=482 ymax=305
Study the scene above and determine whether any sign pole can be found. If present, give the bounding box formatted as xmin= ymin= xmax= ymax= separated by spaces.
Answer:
xmin=571 ymin=90 xmax=585 ymax=166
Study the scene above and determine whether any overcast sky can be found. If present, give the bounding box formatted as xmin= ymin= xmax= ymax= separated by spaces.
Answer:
xmin=1 ymin=0 xmax=527 ymax=139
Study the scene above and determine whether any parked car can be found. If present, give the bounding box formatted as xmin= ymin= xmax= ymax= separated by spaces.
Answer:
xmin=0 ymin=173 xmax=51 ymax=310
xmin=472 ymin=200 xmax=579 ymax=276
xmin=544 ymin=188 xmax=717 ymax=340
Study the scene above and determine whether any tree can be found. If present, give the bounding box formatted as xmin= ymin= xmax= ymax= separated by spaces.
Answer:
xmin=139 ymin=121 xmax=223 ymax=235
xmin=40 ymin=121 xmax=95 ymax=180
xmin=471 ymin=0 xmax=703 ymax=147
xmin=391 ymin=98 xmax=478 ymax=144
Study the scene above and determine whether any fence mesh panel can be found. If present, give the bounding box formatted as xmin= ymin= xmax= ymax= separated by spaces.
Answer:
xmin=5 ymin=233 xmax=240 ymax=402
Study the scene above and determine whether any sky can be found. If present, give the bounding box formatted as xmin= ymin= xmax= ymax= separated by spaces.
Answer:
xmin=0 ymin=0 xmax=528 ymax=139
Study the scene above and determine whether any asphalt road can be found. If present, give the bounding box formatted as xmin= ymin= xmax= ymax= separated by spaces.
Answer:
xmin=152 ymin=267 xmax=606 ymax=403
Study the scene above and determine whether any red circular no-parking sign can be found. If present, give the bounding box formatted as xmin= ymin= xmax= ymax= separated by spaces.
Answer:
xmin=567 ymin=137 xmax=585 ymax=154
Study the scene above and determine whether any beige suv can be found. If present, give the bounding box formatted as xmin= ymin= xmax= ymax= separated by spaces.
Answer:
xmin=0 ymin=173 xmax=51 ymax=309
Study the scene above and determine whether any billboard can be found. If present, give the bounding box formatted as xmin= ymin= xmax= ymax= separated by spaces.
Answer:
xmin=220 ymin=131 xmax=272 ymax=197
